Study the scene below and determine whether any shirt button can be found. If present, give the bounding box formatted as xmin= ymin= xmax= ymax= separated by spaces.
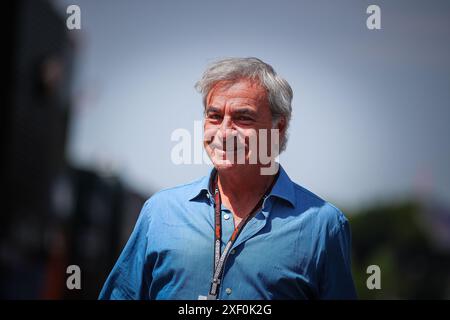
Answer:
xmin=225 ymin=288 xmax=232 ymax=295
xmin=230 ymin=249 xmax=236 ymax=255
xmin=223 ymin=214 xmax=230 ymax=220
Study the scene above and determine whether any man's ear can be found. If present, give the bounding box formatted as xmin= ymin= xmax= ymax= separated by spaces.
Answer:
xmin=275 ymin=116 xmax=287 ymax=135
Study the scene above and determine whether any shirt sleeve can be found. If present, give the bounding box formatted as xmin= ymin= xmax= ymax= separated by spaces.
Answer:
xmin=319 ymin=213 xmax=357 ymax=300
xmin=98 ymin=200 xmax=152 ymax=300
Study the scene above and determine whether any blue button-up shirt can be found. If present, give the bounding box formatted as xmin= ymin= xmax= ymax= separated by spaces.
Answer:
xmin=99 ymin=165 xmax=356 ymax=300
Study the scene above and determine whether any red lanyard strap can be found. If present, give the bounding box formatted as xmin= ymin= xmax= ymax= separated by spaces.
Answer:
xmin=207 ymin=172 xmax=278 ymax=300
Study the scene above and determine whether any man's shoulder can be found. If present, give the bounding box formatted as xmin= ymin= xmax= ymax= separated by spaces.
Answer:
xmin=291 ymin=182 xmax=349 ymax=232
xmin=144 ymin=174 xmax=208 ymax=206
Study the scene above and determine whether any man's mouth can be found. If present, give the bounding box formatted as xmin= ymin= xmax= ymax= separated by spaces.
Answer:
xmin=209 ymin=143 xmax=246 ymax=153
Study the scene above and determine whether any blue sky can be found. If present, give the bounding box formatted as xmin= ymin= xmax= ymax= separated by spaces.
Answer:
xmin=54 ymin=0 xmax=450 ymax=210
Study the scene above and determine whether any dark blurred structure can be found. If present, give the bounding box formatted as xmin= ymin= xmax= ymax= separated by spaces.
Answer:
xmin=1 ymin=0 xmax=147 ymax=299
xmin=350 ymin=200 xmax=450 ymax=299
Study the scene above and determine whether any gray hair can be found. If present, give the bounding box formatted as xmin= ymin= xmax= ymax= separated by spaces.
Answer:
xmin=195 ymin=57 xmax=293 ymax=153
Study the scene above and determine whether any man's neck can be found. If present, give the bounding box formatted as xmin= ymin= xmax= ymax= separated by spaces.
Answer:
xmin=216 ymin=165 xmax=278 ymax=224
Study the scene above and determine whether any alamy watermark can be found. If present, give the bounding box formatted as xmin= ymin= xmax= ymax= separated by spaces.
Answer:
xmin=66 ymin=265 xmax=81 ymax=290
xmin=366 ymin=264 xmax=381 ymax=290
xmin=366 ymin=5 xmax=381 ymax=30
xmin=66 ymin=5 xmax=81 ymax=30
xmin=170 ymin=121 xmax=280 ymax=175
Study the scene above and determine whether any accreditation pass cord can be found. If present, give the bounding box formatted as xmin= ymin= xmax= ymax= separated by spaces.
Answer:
xmin=205 ymin=171 xmax=279 ymax=300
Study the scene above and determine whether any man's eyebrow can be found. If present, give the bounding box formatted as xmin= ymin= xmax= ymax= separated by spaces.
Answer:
xmin=205 ymin=106 xmax=222 ymax=114
xmin=232 ymin=108 xmax=257 ymax=117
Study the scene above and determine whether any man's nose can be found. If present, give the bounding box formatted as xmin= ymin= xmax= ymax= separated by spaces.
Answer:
xmin=216 ymin=116 xmax=239 ymax=150
xmin=218 ymin=116 xmax=234 ymax=139
xmin=204 ymin=117 xmax=233 ymax=145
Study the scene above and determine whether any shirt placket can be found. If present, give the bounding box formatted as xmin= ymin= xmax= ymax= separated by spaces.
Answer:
xmin=216 ymin=200 xmax=272 ymax=299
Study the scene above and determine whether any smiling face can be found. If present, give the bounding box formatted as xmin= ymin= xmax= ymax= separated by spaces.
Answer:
xmin=203 ymin=78 xmax=282 ymax=172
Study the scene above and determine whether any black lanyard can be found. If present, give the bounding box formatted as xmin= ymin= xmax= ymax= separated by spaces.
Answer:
xmin=207 ymin=171 xmax=278 ymax=300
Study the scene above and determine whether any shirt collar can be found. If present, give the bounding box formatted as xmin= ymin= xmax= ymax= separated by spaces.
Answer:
xmin=188 ymin=164 xmax=296 ymax=208
xmin=268 ymin=164 xmax=296 ymax=208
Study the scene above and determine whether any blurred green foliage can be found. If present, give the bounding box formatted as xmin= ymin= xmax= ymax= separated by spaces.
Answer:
xmin=348 ymin=201 xmax=450 ymax=299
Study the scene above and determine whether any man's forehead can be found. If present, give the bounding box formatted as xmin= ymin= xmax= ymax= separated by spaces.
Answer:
xmin=210 ymin=78 xmax=265 ymax=93
xmin=205 ymin=105 xmax=258 ymax=115
xmin=207 ymin=95 xmax=260 ymax=107
xmin=206 ymin=79 xmax=268 ymax=105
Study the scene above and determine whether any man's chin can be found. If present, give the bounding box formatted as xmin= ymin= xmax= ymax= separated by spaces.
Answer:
xmin=208 ymin=149 xmax=254 ymax=171
xmin=212 ymin=159 xmax=259 ymax=174
xmin=212 ymin=159 xmax=236 ymax=171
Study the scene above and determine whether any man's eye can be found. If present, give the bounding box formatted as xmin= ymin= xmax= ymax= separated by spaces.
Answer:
xmin=237 ymin=116 xmax=252 ymax=121
xmin=208 ymin=114 xmax=222 ymax=120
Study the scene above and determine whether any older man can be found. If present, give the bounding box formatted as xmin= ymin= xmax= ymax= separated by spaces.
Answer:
xmin=99 ymin=57 xmax=357 ymax=300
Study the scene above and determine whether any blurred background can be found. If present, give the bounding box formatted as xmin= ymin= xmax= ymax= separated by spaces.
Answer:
xmin=2 ymin=0 xmax=449 ymax=299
